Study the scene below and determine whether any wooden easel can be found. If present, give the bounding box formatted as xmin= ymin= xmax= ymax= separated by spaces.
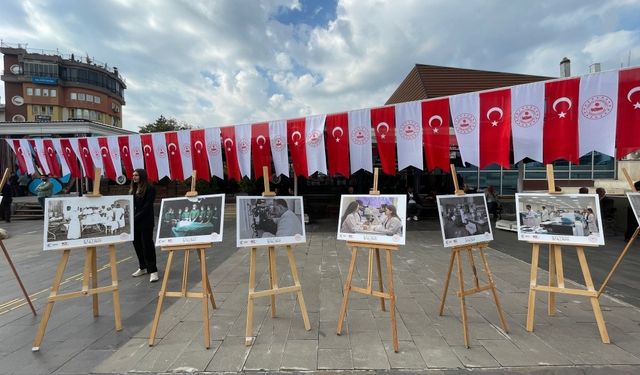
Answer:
xmin=0 ymin=168 xmax=36 ymax=316
xmin=245 ymin=166 xmax=311 ymax=346
xmin=526 ymin=164 xmax=610 ymax=343
xmin=597 ymin=168 xmax=639 ymax=298
xmin=33 ymin=168 xmax=122 ymax=351
xmin=149 ymin=171 xmax=217 ymax=348
xmin=336 ymin=167 xmax=400 ymax=352
xmin=438 ymin=164 xmax=508 ymax=348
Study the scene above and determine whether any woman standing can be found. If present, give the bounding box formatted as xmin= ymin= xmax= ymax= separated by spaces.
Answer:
xmin=130 ymin=169 xmax=159 ymax=282
xmin=586 ymin=207 xmax=598 ymax=235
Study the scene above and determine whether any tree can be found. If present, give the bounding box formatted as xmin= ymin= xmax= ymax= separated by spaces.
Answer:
xmin=139 ymin=115 xmax=192 ymax=133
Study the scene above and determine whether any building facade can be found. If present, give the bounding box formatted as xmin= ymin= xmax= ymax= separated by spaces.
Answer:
xmin=1 ymin=42 xmax=125 ymax=127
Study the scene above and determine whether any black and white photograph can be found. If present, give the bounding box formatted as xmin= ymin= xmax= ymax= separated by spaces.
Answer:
xmin=156 ymin=194 xmax=225 ymax=246
xmin=336 ymin=194 xmax=407 ymax=245
xmin=436 ymin=193 xmax=493 ymax=247
xmin=43 ymin=195 xmax=134 ymax=250
xmin=516 ymin=193 xmax=604 ymax=246
xmin=627 ymin=192 xmax=640 ymax=226
xmin=237 ymin=196 xmax=305 ymax=247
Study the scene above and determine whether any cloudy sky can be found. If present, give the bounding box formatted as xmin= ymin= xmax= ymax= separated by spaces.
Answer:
xmin=1 ymin=0 xmax=639 ymax=132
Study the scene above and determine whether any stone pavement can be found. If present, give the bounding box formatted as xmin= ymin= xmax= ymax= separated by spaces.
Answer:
xmin=1 ymin=216 xmax=640 ymax=374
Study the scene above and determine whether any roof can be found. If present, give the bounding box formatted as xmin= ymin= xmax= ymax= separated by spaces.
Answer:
xmin=386 ymin=64 xmax=553 ymax=105
xmin=0 ymin=119 xmax=136 ymax=137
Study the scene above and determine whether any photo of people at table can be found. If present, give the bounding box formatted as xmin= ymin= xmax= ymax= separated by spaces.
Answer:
xmin=44 ymin=196 xmax=133 ymax=249
xmin=156 ymin=194 xmax=224 ymax=244
xmin=516 ymin=193 xmax=604 ymax=245
xmin=236 ymin=196 xmax=305 ymax=246
xmin=337 ymin=194 xmax=407 ymax=245
xmin=436 ymin=193 xmax=493 ymax=246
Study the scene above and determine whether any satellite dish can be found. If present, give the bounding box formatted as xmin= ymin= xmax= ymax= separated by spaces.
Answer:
xmin=271 ymin=173 xmax=281 ymax=184
xmin=116 ymin=175 xmax=127 ymax=185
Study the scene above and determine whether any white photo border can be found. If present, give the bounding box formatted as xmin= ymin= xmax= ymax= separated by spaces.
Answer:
xmin=236 ymin=196 xmax=306 ymax=247
xmin=336 ymin=194 xmax=407 ymax=246
xmin=436 ymin=193 xmax=493 ymax=247
xmin=155 ymin=194 xmax=225 ymax=246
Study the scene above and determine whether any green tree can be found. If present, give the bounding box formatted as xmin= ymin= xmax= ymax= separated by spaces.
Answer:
xmin=139 ymin=115 xmax=192 ymax=133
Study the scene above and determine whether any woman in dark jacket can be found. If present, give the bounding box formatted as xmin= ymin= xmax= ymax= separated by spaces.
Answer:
xmin=130 ymin=169 xmax=159 ymax=282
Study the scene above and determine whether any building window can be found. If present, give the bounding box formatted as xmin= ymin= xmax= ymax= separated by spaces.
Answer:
xmin=94 ymin=96 xmax=101 ymax=104
xmin=26 ymin=88 xmax=33 ymax=96
xmin=86 ymin=94 xmax=93 ymax=102
xmin=71 ymin=92 xmax=77 ymax=100
xmin=42 ymin=89 xmax=49 ymax=97
xmin=78 ymin=93 xmax=86 ymax=101
xmin=35 ymin=88 xmax=41 ymax=96
xmin=50 ymin=89 xmax=57 ymax=97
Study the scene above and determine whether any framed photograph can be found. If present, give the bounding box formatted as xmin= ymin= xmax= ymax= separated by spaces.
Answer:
xmin=436 ymin=193 xmax=493 ymax=247
xmin=336 ymin=194 xmax=407 ymax=245
xmin=156 ymin=194 xmax=225 ymax=246
xmin=515 ymin=193 xmax=604 ymax=246
xmin=43 ymin=195 xmax=134 ymax=250
xmin=627 ymin=192 xmax=640 ymax=226
xmin=236 ymin=196 xmax=306 ymax=247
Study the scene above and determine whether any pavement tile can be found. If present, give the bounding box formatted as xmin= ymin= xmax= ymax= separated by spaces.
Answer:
xmin=281 ymin=339 xmax=318 ymax=370
xmin=383 ymin=340 xmax=427 ymax=369
xmin=451 ymin=344 xmax=500 ymax=368
xmin=349 ymin=331 xmax=390 ymax=370
xmin=205 ymin=335 xmax=251 ymax=372
xmin=317 ymin=348 xmax=353 ymax=370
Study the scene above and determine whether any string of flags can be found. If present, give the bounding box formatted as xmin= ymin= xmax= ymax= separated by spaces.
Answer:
xmin=5 ymin=66 xmax=640 ymax=182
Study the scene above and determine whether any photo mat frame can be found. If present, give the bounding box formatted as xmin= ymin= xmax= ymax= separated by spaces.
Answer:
xmin=236 ymin=196 xmax=306 ymax=247
xmin=156 ymin=194 xmax=225 ymax=246
xmin=43 ymin=195 xmax=134 ymax=250
xmin=515 ymin=193 xmax=604 ymax=246
xmin=436 ymin=193 xmax=493 ymax=247
xmin=336 ymin=194 xmax=407 ymax=246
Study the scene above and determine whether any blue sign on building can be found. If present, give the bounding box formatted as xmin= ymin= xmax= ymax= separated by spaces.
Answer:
xmin=32 ymin=76 xmax=58 ymax=85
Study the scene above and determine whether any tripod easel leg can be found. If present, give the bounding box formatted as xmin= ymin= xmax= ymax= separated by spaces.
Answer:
xmin=245 ymin=248 xmax=257 ymax=346
xmin=149 ymin=250 xmax=175 ymax=346
xmin=199 ymin=248 xmax=211 ymax=348
xmin=90 ymin=247 xmax=99 ymax=317
xmin=456 ymin=249 xmax=470 ymax=348
xmin=337 ymin=247 xmax=357 ymax=335
xmin=374 ymin=249 xmax=386 ymax=311
xmin=181 ymin=250 xmax=190 ymax=296
xmin=439 ymin=250 xmax=456 ymax=316
xmin=479 ymin=247 xmax=508 ymax=333
xmin=576 ymin=247 xmax=610 ymax=344
xmin=286 ymin=245 xmax=310 ymax=330
xmin=108 ymin=244 xmax=122 ymax=331
xmin=0 ymin=240 xmax=36 ymax=316
xmin=33 ymin=249 xmax=70 ymax=351
xmin=198 ymin=251 xmax=216 ymax=309
xmin=548 ymin=245 xmax=557 ymax=316
xmin=385 ymin=249 xmax=398 ymax=353
xmin=526 ymin=243 xmax=540 ymax=332
xmin=467 ymin=248 xmax=480 ymax=290
xmin=268 ymin=246 xmax=278 ymax=318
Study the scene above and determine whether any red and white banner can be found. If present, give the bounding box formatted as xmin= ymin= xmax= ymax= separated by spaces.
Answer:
xmin=269 ymin=120 xmax=289 ymax=178
xmin=395 ymin=101 xmax=423 ymax=171
xmin=511 ymin=81 xmax=545 ymax=163
xmin=251 ymin=122 xmax=271 ymax=180
xmin=544 ymin=77 xmax=580 ymax=164
xmin=7 ymin=139 xmax=35 ymax=175
xmin=152 ymin=133 xmax=170 ymax=180
xmin=325 ymin=112 xmax=349 ymax=177
xmin=97 ymin=137 xmax=117 ymax=180
xmin=190 ymin=129 xmax=210 ymax=181
xmin=371 ymin=106 xmax=395 ymax=175
xmin=59 ymin=139 xmax=80 ymax=177
xmin=204 ymin=127 xmax=223 ymax=179
xmin=32 ymin=139 xmax=51 ymax=175
xmin=51 ymin=139 xmax=71 ymax=177
xmin=305 ymin=114 xmax=327 ymax=176
xmin=75 ymin=138 xmax=95 ymax=178
xmin=616 ymin=67 xmax=640 ymax=159
xmin=42 ymin=139 xmax=61 ymax=177
xmin=450 ymin=92 xmax=480 ymax=167
xmin=234 ymin=124 xmax=252 ymax=179
xmin=287 ymin=117 xmax=307 ymax=177
xmin=165 ymin=132 xmax=184 ymax=180
xmin=421 ymin=98 xmax=450 ymax=172
xmin=220 ymin=126 xmax=241 ymax=181
xmin=178 ymin=130 xmax=195 ymax=179
xmin=348 ymin=109 xmax=373 ymax=174
xmin=479 ymin=88 xmax=511 ymax=169
xmin=86 ymin=137 xmax=104 ymax=175
xmin=579 ymin=70 xmax=618 ymax=157
xmin=140 ymin=134 xmax=159 ymax=182
xmin=107 ymin=136 xmax=123 ymax=178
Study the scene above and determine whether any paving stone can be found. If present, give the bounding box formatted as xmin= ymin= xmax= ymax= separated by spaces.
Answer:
xmin=383 ymin=340 xmax=427 ymax=369
xmin=451 ymin=345 xmax=500 ymax=368
xmin=349 ymin=331 xmax=390 ymax=370
xmin=205 ymin=336 xmax=251 ymax=372
xmin=318 ymin=320 xmax=351 ymax=349
xmin=281 ymin=339 xmax=318 ymax=370
xmin=317 ymin=348 xmax=354 ymax=370
xmin=243 ymin=329 xmax=287 ymax=371
xmin=413 ymin=333 xmax=464 ymax=369
xmin=167 ymin=339 xmax=221 ymax=372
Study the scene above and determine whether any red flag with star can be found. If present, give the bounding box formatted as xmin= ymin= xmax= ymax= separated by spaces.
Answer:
xmin=421 ymin=98 xmax=450 ymax=172
xmin=371 ymin=106 xmax=396 ymax=175
xmin=220 ymin=126 xmax=241 ymax=181
xmin=164 ymin=132 xmax=185 ymax=180
xmin=325 ymin=112 xmax=349 ymax=177
xmin=480 ymin=89 xmax=511 ymax=169
xmin=251 ymin=123 xmax=271 ymax=180
xmin=287 ymin=117 xmax=308 ymax=177
xmin=140 ymin=134 xmax=159 ymax=182
xmin=616 ymin=67 xmax=640 ymax=158
xmin=543 ymin=77 xmax=580 ymax=164
xmin=190 ymin=129 xmax=210 ymax=181
xmin=43 ymin=139 xmax=62 ymax=177
xmin=97 ymin=137 xmax=118 ymax=180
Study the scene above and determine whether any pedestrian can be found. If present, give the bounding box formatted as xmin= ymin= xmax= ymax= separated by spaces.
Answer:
xmin=1 ymin=180 xmax=13 ymax=222
xmin=18 ymin=173 xmax=30 ymax=196
xmin=9 ymin=172 xmax=19 ymax=198
xmin=484 ymin=185 xmax=499 ymax=221
xmin=129 ymin=169 xmax=159 ymax=283
xmin=35 ymin=175 xmax=53 ymax=210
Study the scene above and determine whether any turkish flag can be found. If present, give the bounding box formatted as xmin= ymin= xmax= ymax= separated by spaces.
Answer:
xmin=287 ymin=117 xmax=308 ymax=177
xmin=325 ymin=112 xmax=349 ymax=177
xmin=51 ymin=139 xmax=71 ymax=177
xmin=140 ymin=134 xmax=159 ymax=182
xmin=118 ymin=136 xmax=134 ymax=178
xmin=42 ymin=139 xmax=62 ymax=177
xmin=30 ymin=139 xmax=51 ymax=175
xmin=60 ymin=139 xmax=80 ymax=177
xmin=616 ymin=67 xmax=640 ymax=158
xmin=251 ymin=122 xmax=271 ymax=180
xmin=220 ymin=126 xmax=241 ymax=181
xmin=421 ymin=98 xmax=450 ymax=172
xmin=165 ymin=132 xmax=185 ymax=180
xmin=371 ymin=106 xmax=396 ymax=175
xmin=77 ymin=138 xmax=96 ymax=179
xmin=190 ymin=129 xmax=210 ymax=181
xmin=7 ymin=139 xmax=32 ymax=175
xmin=544 ymin=77 xmax=580 ymax=164
xmin=97 ymin=137 xmax=117 ymax=180
xmin=480 ymin=89 xmax=511 ymax=169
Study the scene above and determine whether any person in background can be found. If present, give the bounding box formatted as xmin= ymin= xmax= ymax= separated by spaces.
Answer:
xmin=579 ymin=187 xmax=589 ymax=194
xmin=35 ymin=175 xmax=53 ymax=210
xmin=18 ymin=173 xmax=30 ymax=196
xmin=406 ymin=186 xmax=423 ymax=221
xmin=9 ymin=172 xmax=19 ymax=198
xmin=625 ymin=181 xmax=640 ymax=241
xmin=130 ymin=169 xmax=159 ymax=283
xmin=484 ymin=185 xmax=499 ymax=222
xmin=596 ymin=187 xmax=615 ymax=220
xmin=1 ymin=179 xmax=13 ymax=222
